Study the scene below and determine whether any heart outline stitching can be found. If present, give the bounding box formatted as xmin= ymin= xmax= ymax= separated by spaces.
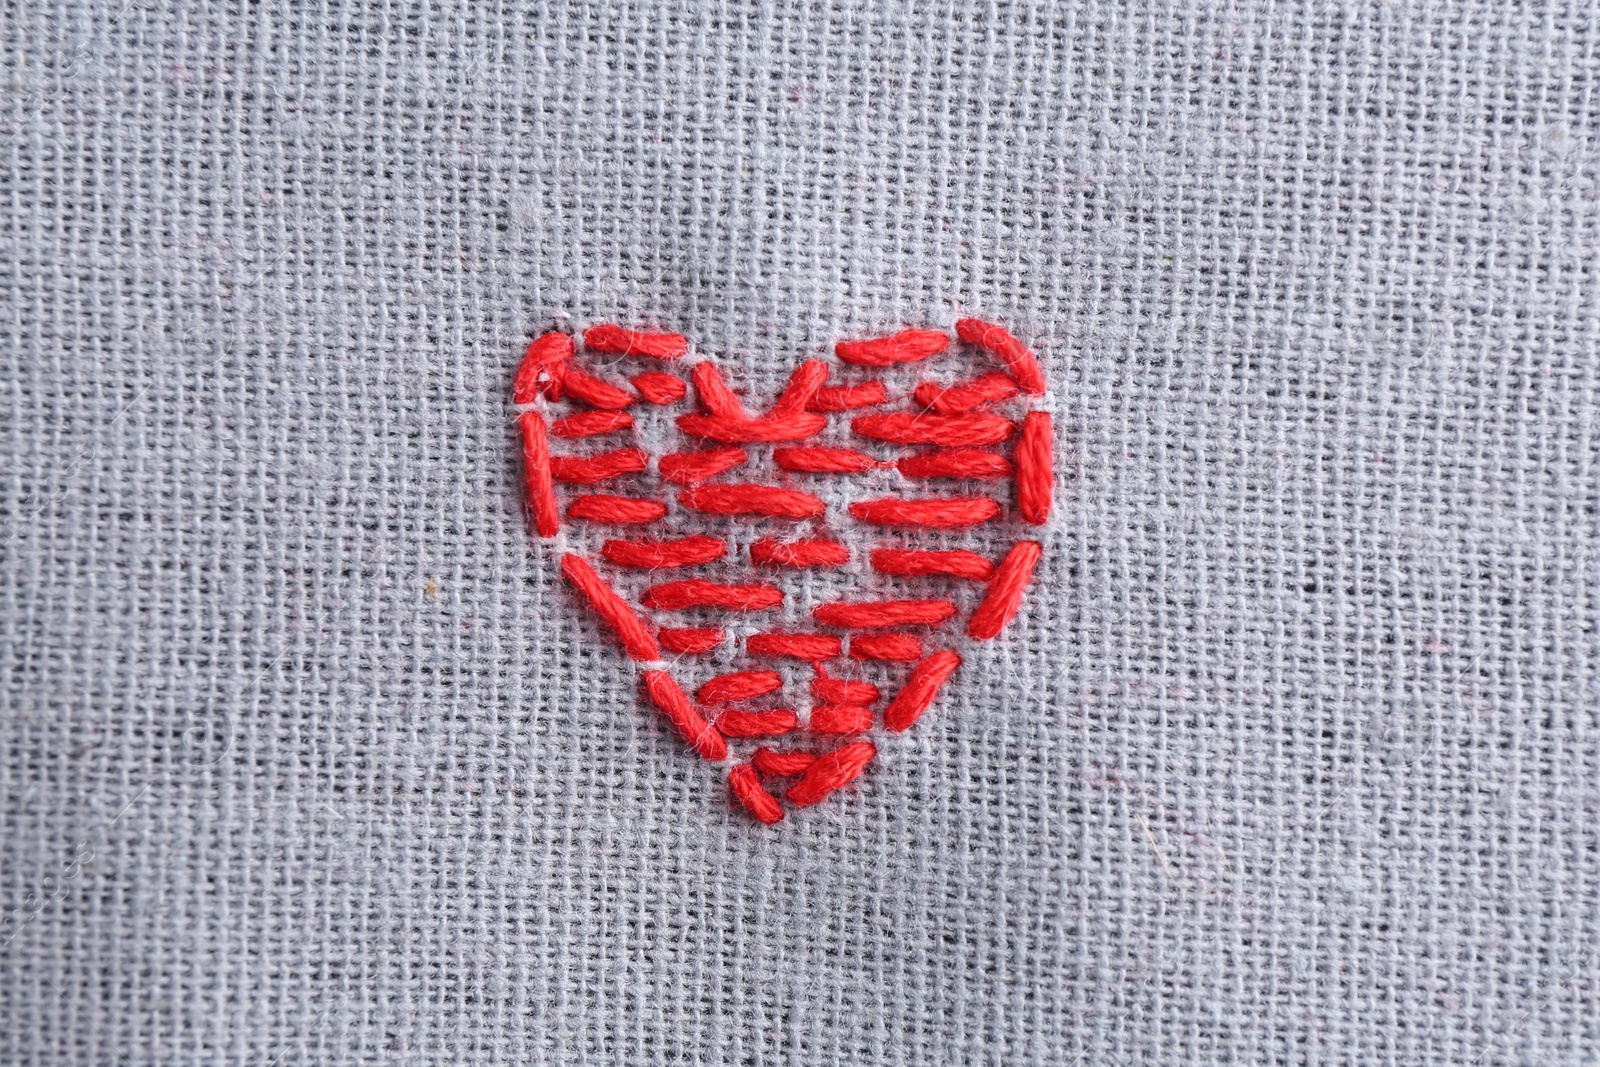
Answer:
xmin=513 ymin=319 xmax=1054 ymax=824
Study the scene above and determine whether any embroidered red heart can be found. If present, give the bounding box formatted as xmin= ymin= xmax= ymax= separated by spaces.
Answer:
xmin=512 ymin=319 xmax=1053 ymax=823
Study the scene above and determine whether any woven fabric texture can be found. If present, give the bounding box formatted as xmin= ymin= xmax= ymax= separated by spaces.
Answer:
xmin=4 ymin=2 xmax=1599 ymax=1064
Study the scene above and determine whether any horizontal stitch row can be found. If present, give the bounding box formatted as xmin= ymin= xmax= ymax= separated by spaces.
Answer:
xmin=680 ymin=484 xmax=825 ymax=519
xmin=870 ymin=548 xmax=994 ymax=581
xmin=750 ymin=538 xmax=849 ymax=568
xmin=850 ymin=633 xmax=923 ymax=661
xmin=746 ymin=633 xmax=841 ymax=660
xmin=913 ymin=372 xmax=1019 ymax=413
xmin=810 ymin=704 xmax=872 ymax=734
xmin=751 ymin=749 xmax=817 ymax=776
xmin=810 ymin=382 xmax=888 ymax=411
xmin=659 ymin=627 xmax=722 ymax=654
xmin=897 ymin=449 xmax=1012 ymax=479
xmin=568 ymin=494 xmax=667 ymax=525
xmin=772 ymin=446 xmax=881 ymax=474
xmin=698 ymin=669 xmax=783 ymax=704
xmin=813 ymin=599 xmax=957 ymax=628
xmin=552 ymin=410 xmax=632 ymax=438
xmin=853 ymin=412 xmax=1013 ymax=447
xmin=659 ymin=445 xmax=748 ymax=484
xmin=601 ymin=535 xmax=726 ymax=569
xmin=849 ymin=496 xmax=1000 ymax=528
xmin=643 ymin=579 xmax=783 ymax=611
xmin=560 ymin=364 xmax=635 ymax=410
xmin=813 ymin=672 xmax=880 ymax=705
xmin=717 ymin=709 xmax=799 ymax=738
xmin=550 ymin=447 xmax=649 ymax=484
xmin=631 ymin=370 xmax=687 ymax=404
xmin=834 ymin=329 xmax=949 ymax=366
xmin=584 ymin=324 xmax=688 ymax=360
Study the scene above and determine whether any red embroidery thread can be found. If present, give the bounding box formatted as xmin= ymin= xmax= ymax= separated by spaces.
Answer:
xmin=913 ymin=372 xmax=1020 ymax=413
xmin=810 ymin=381 xmax=888 ymax=411
xmin=835 ymin=329 xmax=950 ymax=366
xmin=583 ymin=324 xmax=689 ymax=360
xmin=630 ymin=371 xmax=688 ymax=404
xmin=698 ymin=670 xmax=784 ymax=704
xmin=658 ymin=627 xmax=723 ymax=654
xmin=750 ymin=538 xmax=850 ymax=568
xmin=600 ymin=535 xmax=727 ymax=569
xmin=517 ymin=319 xmax=1057 ymax=823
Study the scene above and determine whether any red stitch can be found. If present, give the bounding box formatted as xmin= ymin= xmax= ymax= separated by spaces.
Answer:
xmin=771 ymin=359 xmax=830 ymax=414
xmin=955 ymin=318 xmax=1046 ymax=395
xmin=749 ymin=538 xmax=849 ymax=568
xmin=897 ymin=449 xmax=1012 ymax=479
xmin=870 ymin=548 xmax=994 ymax=581
xmin=560 ymin=553 xmax=659 ymax=661
xmin=913 ymin=372 xmax=1020 ymax=413
xmin=812 ymin=670 xmax=880 ymax=705
xmin=810 ymin=381 xmax=889 ymax=411
xmin=584 ymin=324 xmax=688 ymax=360
xmin=518 ymin=410 xmax=559 ymax=537
xmin=728 ymin=764 xmax=784 ymax=824
xmin=746 ymin=633 xmax=842 ymax=660
xmin=559 ymin=364 xmax=636 ymax=410
xmin=690 ymin=362 xmax=749 ymax=419
xmin=551 ymin=410 xmax=634 ymax=438
xmin=630 ymin=370 xmax=687 ymax=404
xmin=786 ymin=740 xmax=876 ymax=806
xmin=679 ymin=484 xmax=826 ymax=519
xmin=752 ymin=748 xmax=818 ymax=776
xmin=677 ymin=412 xmax=827 ymax=444
xmin=810 ymin=704 xmax=872 ymax=734
xmin=884 ymin=649 xmax=961 ymax=731
xmin=513 ymin=332 xmax=573 ymax=404
xmin=659 ymin=627 xmax=722 ymax=654
xmin=772 ymin=447 xmax=881 ymax=474
xmin=549 ymin=447 xmax=649 ymax=485
xmin=642 ymin=580 xmax=783 ymax=611
xmin=852 ymin=412 xmax=1013 ymax=447
xmin=834 ymin=329 xmax=950 ymax=366
xmin=849 ymin=634 xmax=924 ymax=662
xmin=600 ymin=535 xmax=727 ymax=569
xmin=813 ymin=600 xmax=957 ymax=628
xmin=848 ymin=496 xmax=1000 ymax=528
xmin=1016 ymin=411 xmax=1052 ymax=525
xmin=659 ymin=446 xmax=748 ymax=485
xmin=968 ymin=540 xmax=1043 ymax=640
xmin=568 ymin=494 xmax=669 ymax=525
xmin=641 ymin=670 xmax=727 ymax=759
xmin=698 ymin=669 xmax=783 ymax=704
xmin=717 ymin=709 xmax=799 ymax=738
xmin=518 ymin=321 xmax=1052 ymax=823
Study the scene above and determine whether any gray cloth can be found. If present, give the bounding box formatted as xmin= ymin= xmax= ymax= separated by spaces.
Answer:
xmin=4 ymin=1 xmax=1598 ymax=1063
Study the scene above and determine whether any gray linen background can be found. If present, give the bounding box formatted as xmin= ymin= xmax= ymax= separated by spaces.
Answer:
xmin=4 ymin=1 xmax=1599 ymax=1064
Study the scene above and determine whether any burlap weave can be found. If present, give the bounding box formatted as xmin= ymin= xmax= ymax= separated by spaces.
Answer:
xmin=3 ymin=2 xmax=1598 ymax=1063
